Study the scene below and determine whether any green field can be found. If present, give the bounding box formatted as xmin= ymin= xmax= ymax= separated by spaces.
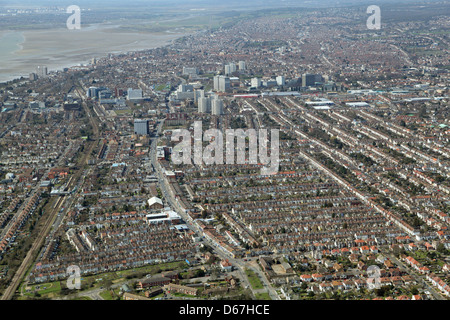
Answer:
xmin=23 ymin=281 xmax=61 ymax=297
xmin=255 ymin=292 xmax=271 ymax=300
xmin=100 ymin=290 xmax=115 ymax=300
xmin=245 ymin=269 xmax=264 ymax=290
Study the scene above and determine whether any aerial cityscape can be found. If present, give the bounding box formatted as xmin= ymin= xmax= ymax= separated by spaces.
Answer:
xmin=0 ymin=0 xmax=449 ymax=305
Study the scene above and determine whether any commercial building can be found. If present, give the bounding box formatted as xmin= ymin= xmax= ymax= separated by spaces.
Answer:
xmin=302 ymin=73 xmax=323 ymax=87
xmin=134 ymin=119 xmax=149 ymax=135
xmin=146 ymin=209 xmax=181 ymax=225
xmin=183 ymin=67 xmax=199 ymax=76
xmin=127 ymin=88 xmax=143 ymax=101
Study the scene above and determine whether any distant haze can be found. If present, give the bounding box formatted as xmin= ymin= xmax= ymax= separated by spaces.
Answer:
xmin=1 ymin=0 xmax=442 ymax=9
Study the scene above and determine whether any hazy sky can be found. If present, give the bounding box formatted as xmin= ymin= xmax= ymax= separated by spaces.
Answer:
xmin=1 ymin=0 xmax=434 ymax=8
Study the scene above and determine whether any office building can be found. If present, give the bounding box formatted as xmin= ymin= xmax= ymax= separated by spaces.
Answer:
xmin=87 ymin=87 xmax=106 ymax=99
xmin=178 ymin=84 xmax=194 ymax=93
xmin=264 ymin=79 xmax=278 ymax=87
xmin=183 ymin=67 xmax=199 ymax=76
xmin=175 ymin=84 xmax=196 ymax=100
xmin=99 ymin=89 xmax=113 ymax=100
xmin=302 ymin=73 xmax=323 ymax=87
xmin=127 ymin=88 xmax=143 ymax=101
xmin=134 ymin=119 xmax=149 ymax=135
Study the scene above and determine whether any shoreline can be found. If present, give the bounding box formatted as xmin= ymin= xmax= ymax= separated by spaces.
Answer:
xmin=0 ymin=27 xmax=187 ymax=84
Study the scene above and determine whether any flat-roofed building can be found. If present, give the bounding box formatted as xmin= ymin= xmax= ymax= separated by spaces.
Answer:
xmin=134 ymin=119 xmax=149 ymax=135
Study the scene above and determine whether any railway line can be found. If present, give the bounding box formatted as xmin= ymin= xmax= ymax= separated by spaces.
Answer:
xmin=1 ymin=81 xmax=100 ymax=300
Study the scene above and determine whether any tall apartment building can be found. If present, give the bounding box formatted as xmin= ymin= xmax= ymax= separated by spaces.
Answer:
xmin=276 ymin=76 xmax=286 ymax=86
xmin=198 ymin=97 xmax=212 ymax=113
xmin=214 ymin=75 xmax=230 ymax=92
xmin=36 ymin=66 xmax=48 ymax=78
xmin=212 ymin=98 xmax=224 ymax=115
xmin=251 ymin=77 xmax=262 ymax=88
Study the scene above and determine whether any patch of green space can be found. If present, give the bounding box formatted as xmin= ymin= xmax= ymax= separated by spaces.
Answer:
xmin=255 ymin=292 xmax=271 ymax=300
xmin=24 ymin=281 xmax=61 ymax=296
xmin=156 ymin=84 xmax=168 ymax=91
xmin=245 ymin=269 xmax=264 ymax=290
xmin=100 ymin=290 xmax=115 ymax=300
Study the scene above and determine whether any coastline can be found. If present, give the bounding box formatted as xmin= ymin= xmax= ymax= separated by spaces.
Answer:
xmin=0 ymin=26 xmax=186 ymax=84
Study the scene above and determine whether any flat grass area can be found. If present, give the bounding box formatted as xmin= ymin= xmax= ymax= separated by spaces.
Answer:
xmin=100 ymin=290 xmax=115 ymax=300
xmin=245 ymin=269 xmax=264 ymax=290
xmin=116 ymin=261 xmax=188 ymax=278
xmin=155 ymin=84 xmax=169 ymax=91
xmin=24 ymin=281 xmax=61 ymax=296
xmin=255 ymin=292 xmax=271 ymax=300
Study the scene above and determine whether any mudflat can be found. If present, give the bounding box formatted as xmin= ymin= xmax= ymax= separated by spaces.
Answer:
xmin=0 ymin=25 xmax=184 ymax=83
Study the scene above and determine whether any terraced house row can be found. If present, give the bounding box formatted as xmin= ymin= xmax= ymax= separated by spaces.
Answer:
xmin=29 ymin=219 xmax=196 ymax=283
